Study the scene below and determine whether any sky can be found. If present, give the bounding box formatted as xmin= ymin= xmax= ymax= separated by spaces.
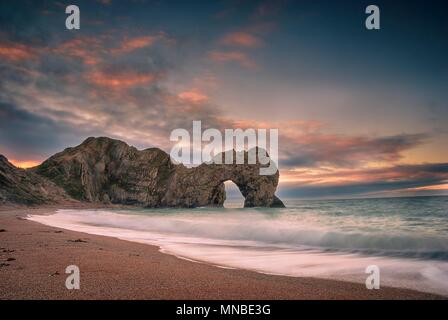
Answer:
xmin=0 ymin=0 xmax=447 ymax=199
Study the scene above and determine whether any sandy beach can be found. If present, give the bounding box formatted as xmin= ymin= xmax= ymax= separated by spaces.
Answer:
xmin=0 ymin=205 xmax=445 ymax=300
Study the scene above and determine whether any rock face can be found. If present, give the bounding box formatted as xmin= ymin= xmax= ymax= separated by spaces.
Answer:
xmin=35 ymin=137 xmax=174 ymax=206
xmin=166 ymin=150 xmax=284 ymax=208
xmin=2 ymin=137 xmax=285 ymax=208
xmin=0 ymin=155 xmax=71 ymax=205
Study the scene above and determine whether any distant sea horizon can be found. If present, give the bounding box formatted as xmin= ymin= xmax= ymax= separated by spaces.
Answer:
xmin=278 ymin=194 xmax=448 ymax=203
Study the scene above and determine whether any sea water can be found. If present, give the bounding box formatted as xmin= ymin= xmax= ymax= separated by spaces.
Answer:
xmin=28 ymin=196 xmax=448 ymax=295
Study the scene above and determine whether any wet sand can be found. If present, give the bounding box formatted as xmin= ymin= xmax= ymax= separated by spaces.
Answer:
xmin=0 ymin=205 xmax=444 ymax=300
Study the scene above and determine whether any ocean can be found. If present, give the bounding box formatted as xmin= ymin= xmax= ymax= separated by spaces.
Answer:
xmin=28 ymin=196 xmax=448 ymax=296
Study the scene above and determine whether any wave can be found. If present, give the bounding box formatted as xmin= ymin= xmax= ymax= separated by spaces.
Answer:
xmin=41 ymin=208 xmax=448 ymax=260
xmin=27 ymin=207 xmax=448 ymax=296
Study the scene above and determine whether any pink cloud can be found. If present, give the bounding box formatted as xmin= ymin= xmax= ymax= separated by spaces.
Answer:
xmin=52 ymin=37 xmax=104 ymax=65
xmin=220 ymin=32 xmax=263 ymax=48
xmin=207 ymin=119 xmax=426 ymax=170
xmin=0 ymin=42 xmax=37 ymax=61
xmin=178 ymin=89 xmax=209 ymax=104
xmin=111 ymin=36 xmax=157 ymax=55
xmin=86 ymin=70 xmax=156 ymax=89
xmin=52 ymin=34 xmax=161 ymax=65
xmin=280 ymin=163 xmax=448 ymax=189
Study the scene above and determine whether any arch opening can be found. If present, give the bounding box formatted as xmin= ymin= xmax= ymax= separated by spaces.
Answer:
xmin=223 ymin=180 xmax=245 ymax=208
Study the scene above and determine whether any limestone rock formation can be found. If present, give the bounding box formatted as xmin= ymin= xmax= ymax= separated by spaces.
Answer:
xmin=2 ymin=137 xmax=285 ymax=208
xmin=35 ymin=137 xmax=176 ymax=206
xmin=0 ymin=155 xmax=72 ymax=205
xmin=166 ymin=150 xmax=285 ymax=208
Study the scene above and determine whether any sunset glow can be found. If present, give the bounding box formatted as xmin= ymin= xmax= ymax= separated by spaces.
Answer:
xmin=1 ymin=0 xmax=447 ymax=199
xmin=9 ymin=160 xmax=42 ymax=169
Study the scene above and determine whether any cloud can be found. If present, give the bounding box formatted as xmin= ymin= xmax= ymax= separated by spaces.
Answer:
xmin=42 ymin=30 xmax=172 ymax=71
xmin=0 ymin=102 xmax=86 ymax=163
xmin=0 ymin=47 xmax=227 ymax=157
xmin=0 ymin=41 xmax=37 ymax=61
xmin=178 ymin=89 xmax=209 ymax=104
xmin=282 ymin=162 xmax=448 ymax=184
xmin=51 ymin=37 xmax=104 ymax=65
xmin=86 ymin=69 xmax=157 ymax=89
xmin=219 ymin=119 xmax=426 ymax=169
xmin=0 ymin=43 xmax=430 ymax=178
xmin=0 ymin=33 xmax=159 ymax=68
xmin=279 ymin=163 xmax=448 ymax=198
xmin=230 ymin=119 xmax=324 ymax=134
xmin=0 ymin=5 xmax=443 ymax=202
xmin=51 ymin=34 xmax=160 ymax=66
xmin=279 ymin=132 xmax=428 ymax=168
xmin=111 ymin=36 xmax=157 ymax=55
xmin=208 ymin=50 xmax=257 ymax=69
xmin=220 ymin=32 xmax=263 ymax=48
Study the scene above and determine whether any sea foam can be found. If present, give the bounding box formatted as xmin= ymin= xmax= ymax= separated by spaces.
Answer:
xmin=28 ymin=197 xmax=448 ymax=296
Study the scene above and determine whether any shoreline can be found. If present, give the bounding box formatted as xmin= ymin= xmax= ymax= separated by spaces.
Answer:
xmin=0 ymin=205 xmax=445 ymax=300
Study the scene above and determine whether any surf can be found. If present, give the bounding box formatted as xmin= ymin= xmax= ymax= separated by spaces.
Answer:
xmin=27 ymin=196 xmax=448 ymax=296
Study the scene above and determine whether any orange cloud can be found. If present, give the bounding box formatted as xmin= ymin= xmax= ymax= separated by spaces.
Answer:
xmin=280 ymin=163 xmax=448 ymax=186
xmin=111 ymin=36 xmax=156 ymax=55
xmin=53 ymin=38 xmax=103 ymax=65
xmin=0 ymin=42 xmax=36 ymax=61
xmin=208 ymin=50 xmax=257 ymax=69
xmin=86 ymin=70 xmax=156 ymax=89
xmin=178 ymin=89 xmax=209 ymax=104
xmin=404 ymin=183 xmax=448 ymax=191
xmin=212 ymin=119 xmax=425 ymax=170
xmin=220 ymin=32 xmax=263 ymax=48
